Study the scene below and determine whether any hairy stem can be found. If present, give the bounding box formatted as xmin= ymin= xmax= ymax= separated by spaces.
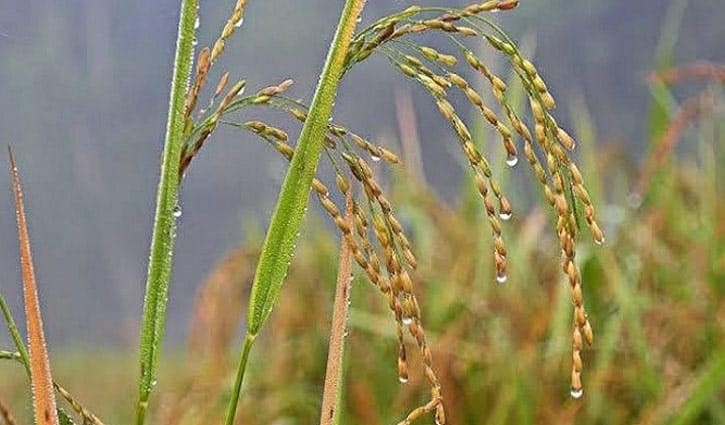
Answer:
xmin=319 ymin=190 xmax=354 ymax=425
xmin=134 ymin=1 xmax=199 ymax=424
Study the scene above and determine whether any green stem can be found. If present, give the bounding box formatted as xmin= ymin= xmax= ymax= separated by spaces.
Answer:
xmin=225 ymin=0 xmax=366 ymax=423
xmin=0 ymin=293 xmax=30 ymax=377
xmin=134 ymin=1 xmax=198 ymax=424
xmin=224 ymin=334 xmax=255 ymax=425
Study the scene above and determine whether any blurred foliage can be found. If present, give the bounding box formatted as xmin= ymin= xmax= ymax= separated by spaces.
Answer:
xmin=2 ymin=66 xmax=722 ymax=422
xmin=0 ymin=1 xmax=724 ymax=424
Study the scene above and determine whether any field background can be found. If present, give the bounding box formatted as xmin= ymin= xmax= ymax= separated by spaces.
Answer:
xmin=0 ymin=0 xmax=723 ymax=424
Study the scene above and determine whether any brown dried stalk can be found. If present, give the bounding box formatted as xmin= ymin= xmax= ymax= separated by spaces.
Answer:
xmin=8 ymin=148 xmax=58 ymax=425
xmin=319 ymin=186 xmax=355 ymax=425
xmin=648 ymin=62 xmax=725 ymax=85
xmin=633 ymin=91 xmax=716 ymax=199
xmin=0 ymin=399 xmax=17 ymax=425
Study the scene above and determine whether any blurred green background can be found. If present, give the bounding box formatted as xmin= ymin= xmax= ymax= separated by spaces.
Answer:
xmin=0 ymin=0 xmax=723 ymax=424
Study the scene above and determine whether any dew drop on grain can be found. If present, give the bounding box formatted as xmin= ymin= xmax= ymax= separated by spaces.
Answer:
xmin=570 ymin=388 xmax=583 ymax=399
xmin=506 ymin=154 xmax=518 ymax=167
xmin=496 ymin=273 xmax=507 ymax=284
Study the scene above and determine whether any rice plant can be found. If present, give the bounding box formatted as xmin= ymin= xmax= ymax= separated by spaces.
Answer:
xmin=0 ymin=1 xmax=653 ymax=424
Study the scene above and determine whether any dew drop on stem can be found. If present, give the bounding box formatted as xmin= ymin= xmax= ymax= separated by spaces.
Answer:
xmin=499 ymin=211 xmax=512 ymax=221
xmin=506 ymin=153 xmax=518 ymax=167
xmin=570 ymin=388 xmax=583 ymax=399
xmin=496 ymin=273 xmax=507 ymax=284
xmin=234 ymin=18 xmax=244 ymax=28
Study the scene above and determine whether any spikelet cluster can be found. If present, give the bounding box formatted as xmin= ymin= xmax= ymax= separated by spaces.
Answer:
xmin=342 ymin=1 xmax=605 ymax=402
xmin=236 ymin=107 xmax=446 ymax=424
xmin=176 ymin=1 xmax=605 ymax=421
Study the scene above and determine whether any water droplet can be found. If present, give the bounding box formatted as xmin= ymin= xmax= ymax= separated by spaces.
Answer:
xmin=173 ymin=205 xmax=182 ymax=218
xmin=499 ymin=212 xmax=512 ymax=221
xmin=356 ymin=16 xmax=362 ymax=23
xmin=398 ymin=376 xmax=408 ymax=384
xmin=570 ymin=388 xmax=583 ymax=399
xmin=234 ymin=18 xmax=244 ymax=28
xmin=594 ymin=236 xmax=605 ymax=246
xmin=343 ymin=330 xmax=349 ymax=337
xmin=192 ymin=37 xmax=198 ymax=46
xmin=194 ymin=16 xmax=200 ymax=30
xmin=151 ymin=380 xmax=157 ymax=388
xmin=506 ymin=154 xmax=518 ymax=167
xmin=496 ymin=273 xmax=507 ymax=284
xmin=402 ymin=316 xmax=413 ymax=326
xmin=435 ymin=418 xmax=443 ymax=425
xmin=370 ymin=154 xmax=381 ymax=162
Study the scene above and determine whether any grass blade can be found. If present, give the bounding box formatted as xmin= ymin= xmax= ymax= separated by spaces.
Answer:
xmin=668 ymin=350 xmax=725 ymax=425
xmin=134 ymin=1 xmax=199 ymax=424
xmin=8 ymin=148 xmax=58 ymax=425
xmin=245 ymin=0 xmax=365 ymax=338
xmin=225 ymin=2 xmax=365 ymax=423
xmin=648 ymin=0 xmax=690 ymax=145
